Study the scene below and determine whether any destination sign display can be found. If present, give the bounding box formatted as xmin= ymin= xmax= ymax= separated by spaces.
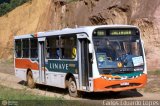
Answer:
xmin=93 ymin=28 xmax=139 ymax=36
xmin=97 ymin=30 xmax=106 ymax=36
xmin=110 ymin=30 xmax=132 ymax=35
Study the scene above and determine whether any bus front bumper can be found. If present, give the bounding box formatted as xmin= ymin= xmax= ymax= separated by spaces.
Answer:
xmin=93 ymin=74 xmax=147 ymax=92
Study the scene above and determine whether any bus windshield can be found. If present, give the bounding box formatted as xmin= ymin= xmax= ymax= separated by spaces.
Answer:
xmin=93 ymin=35 xmax=144 ymax=74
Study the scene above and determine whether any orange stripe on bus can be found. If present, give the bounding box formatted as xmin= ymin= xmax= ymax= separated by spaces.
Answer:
xmin=15 ymin=59 xmax=39 ymax=70
xmin=93 ymin=74 xmax=147 ymax=92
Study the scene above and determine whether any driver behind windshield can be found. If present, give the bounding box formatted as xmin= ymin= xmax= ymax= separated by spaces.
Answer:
xmin=112 ymin=42 xmax=125 ymax=60
xmin=111 ymin=42 xmax=134 ymax=67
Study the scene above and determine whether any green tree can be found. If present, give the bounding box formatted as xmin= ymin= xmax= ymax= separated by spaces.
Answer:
xmin=0 ymin=3 xmax=11 ymax=16
xmin=0 ymin=0 xmax=30 ymax=16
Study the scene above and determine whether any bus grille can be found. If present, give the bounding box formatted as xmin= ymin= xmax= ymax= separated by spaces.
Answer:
xmin=105 ymin=83 xmax=141 ymax=89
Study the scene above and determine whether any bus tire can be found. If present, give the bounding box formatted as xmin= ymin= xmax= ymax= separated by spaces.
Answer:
xmin=68 ymin=76 xmax=79 ymax=97
xmin=131 ymin=89 xmax=137 ymax=92
xmin=27 ymin=71 xmax=35 ymax=88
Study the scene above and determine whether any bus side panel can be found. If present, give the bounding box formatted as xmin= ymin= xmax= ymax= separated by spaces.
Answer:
xmin=15 ymin=58 xmax=39 ymax=81
xmin=44 ymin=72 xmax=79 ymax=89
xmin=44 ymin=60 xmax=78 ymax=88
xmin=15 ymin=58 xmax=39 ymax=70
xmin=15 ymin=68 xmax=27 ymax=81
xmin=45 ymin=72 xmax=66 ymax=88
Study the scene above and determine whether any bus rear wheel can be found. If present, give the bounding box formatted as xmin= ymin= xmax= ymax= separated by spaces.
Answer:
xmin=27 ymin=71 xmax=35 ymax=88
xmin=68 ymin=77 xmax=79 ymax=97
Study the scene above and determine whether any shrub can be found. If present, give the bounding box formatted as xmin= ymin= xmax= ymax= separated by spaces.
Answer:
xmin=0 ymin=0 xmax=30 ymax=16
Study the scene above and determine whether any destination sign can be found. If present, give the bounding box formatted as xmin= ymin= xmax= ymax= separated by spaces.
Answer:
xmin=110 ymin=30 xmax=132 ymax=35
xmin=96 ymin=30 xmax=106 ymax=36
xmin=93 ymin=28 xmax=139 ymax=36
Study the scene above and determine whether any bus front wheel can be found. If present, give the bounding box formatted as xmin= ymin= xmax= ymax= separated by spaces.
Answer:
xmin=68 ymin=77 xmax=79 ymax=97
xmin=27 ymin=71 xmax=35 ymax=88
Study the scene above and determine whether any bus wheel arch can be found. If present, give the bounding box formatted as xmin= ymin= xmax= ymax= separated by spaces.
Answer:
xmin=65 ymin=73 xmax=74 ymax=88
xmin=65 ymin=73 xmax=80 ymax=97
xmin=26 ymin=69 xmax=35 ymax=88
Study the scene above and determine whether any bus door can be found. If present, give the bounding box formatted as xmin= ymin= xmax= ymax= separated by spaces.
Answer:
xmin=38 ymin=37 xmax=46 ymax=84
xmin=77 ymin=34 xmax=90 ymax=91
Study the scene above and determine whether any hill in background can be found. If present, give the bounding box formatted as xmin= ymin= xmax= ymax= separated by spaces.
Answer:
xmin=0 ymin=0 xmax=160 ymax=70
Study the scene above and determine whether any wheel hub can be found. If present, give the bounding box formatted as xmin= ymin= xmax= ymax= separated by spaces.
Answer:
xmin=70 ymin=81 xmax=76 ymax=93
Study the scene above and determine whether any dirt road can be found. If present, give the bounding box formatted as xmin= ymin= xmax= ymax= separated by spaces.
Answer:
xmin=0 ymin=70 xmax=160 ymax=101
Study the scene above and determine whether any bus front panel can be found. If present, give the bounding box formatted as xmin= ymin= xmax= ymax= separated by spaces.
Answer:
xmin=92 ymin=27 xmax=147 ymax=92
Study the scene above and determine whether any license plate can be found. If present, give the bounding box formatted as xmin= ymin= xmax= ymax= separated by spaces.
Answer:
xmin=120 ymin=82 xmax=129 ymax=86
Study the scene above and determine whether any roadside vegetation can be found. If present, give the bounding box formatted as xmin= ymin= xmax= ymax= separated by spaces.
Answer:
xmin=0 ymin=0 xmax=31 ymax=16
xmin=0 ymin=85 xmax=62 ymax=100
xmin=0 ymin=85 xmax=90 ymax=106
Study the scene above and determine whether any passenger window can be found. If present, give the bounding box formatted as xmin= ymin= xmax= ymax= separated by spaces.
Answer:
xmin=15 ymin=40 xmax=21 ymax=58
xmin=61 ymin=35 xmax=77 ymax=59
xmin=30 ymin=38 xmax=38 ymax=58
xmin=22 ymin=39 xmax=29 ymax=58
xmin=46 ymin=37 xmax=59 ymax=59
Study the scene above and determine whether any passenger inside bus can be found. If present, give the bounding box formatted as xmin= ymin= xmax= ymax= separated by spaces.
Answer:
xmin=56 ymin=48 xmax=60 ymax=58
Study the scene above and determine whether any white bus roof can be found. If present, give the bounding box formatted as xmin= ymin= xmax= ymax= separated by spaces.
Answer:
xmin=14 ymin=25 xmax=138 ymax=39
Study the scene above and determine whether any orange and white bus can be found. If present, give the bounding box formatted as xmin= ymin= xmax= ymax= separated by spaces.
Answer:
xmin=14 ymin=25 xmax=147 ymax=97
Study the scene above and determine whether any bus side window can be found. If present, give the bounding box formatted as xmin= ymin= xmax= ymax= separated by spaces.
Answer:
xmin=22 ymin=39 xmax=29 ymax=58
xmin=131 ymin=42 xmax=139 ymax=56
xmin=15 ymin=40 xmax=22 ymax=58
xmin=46 ymin=40 xmax=50 ymax=58
xmin=30 ymin=38 xmax=38 ymax=58
xmin=46 ymin=37 xmax=59 ymax=59
xmin=61 ymin=35 xmax=77 ymax=59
